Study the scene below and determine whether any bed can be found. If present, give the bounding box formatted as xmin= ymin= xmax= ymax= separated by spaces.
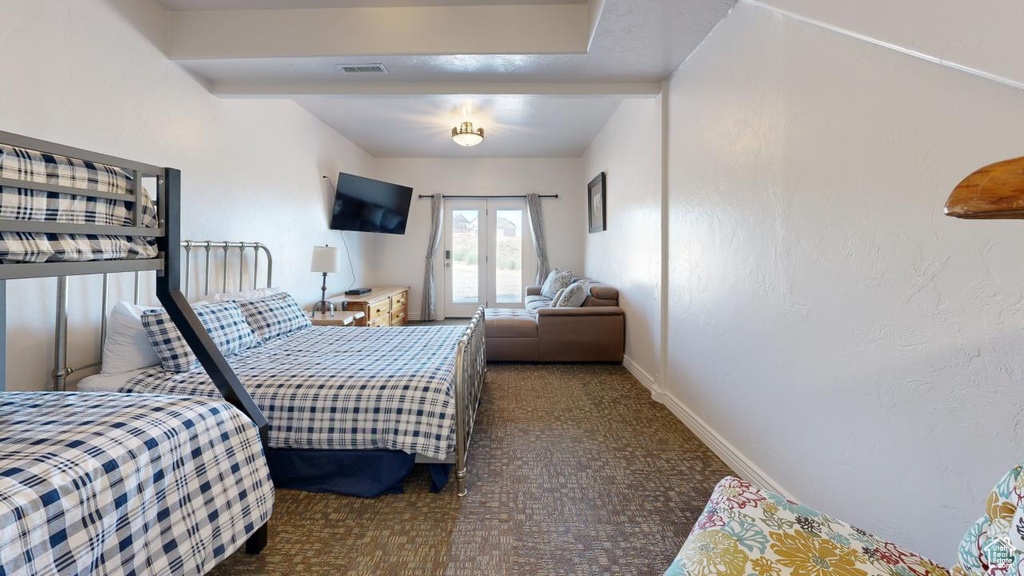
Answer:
xmin=32 ymin=141 xmax=489 ymax=498
xmin=0 ymin=130 xmax=275 ymax=566
xmin=0 ymin=392 xmax=273 ymax=575
xmin=79 ymin=313 xmax=487 ymax=497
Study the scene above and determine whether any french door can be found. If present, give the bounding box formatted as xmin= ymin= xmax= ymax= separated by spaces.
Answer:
xmin=443 ymin=199 xmax=535 ymax=317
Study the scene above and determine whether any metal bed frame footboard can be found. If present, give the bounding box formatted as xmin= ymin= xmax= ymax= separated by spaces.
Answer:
xmin=414 ymin=307 xmax=486 ymax=496
xmin=0 ymin=130 xmax=270 ymax=554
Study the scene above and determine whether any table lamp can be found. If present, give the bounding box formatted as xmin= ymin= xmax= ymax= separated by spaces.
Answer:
xmin=311 ymin=245 xmax=342 ymax=316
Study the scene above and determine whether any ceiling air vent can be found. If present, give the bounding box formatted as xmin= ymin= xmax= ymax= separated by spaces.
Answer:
xmin=336 ymin=63 xmax=389 ymax=75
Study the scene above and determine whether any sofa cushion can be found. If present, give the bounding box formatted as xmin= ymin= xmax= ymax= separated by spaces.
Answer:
xmin=484 ymin=308 xmax=538 ymax=339
xmin=526 ymin=299 xmax=550 ymax=312
xmin=541 ymin=269 xmax=573 ymax=299
xmin=666 ymin=477 xmax=948 ymax=576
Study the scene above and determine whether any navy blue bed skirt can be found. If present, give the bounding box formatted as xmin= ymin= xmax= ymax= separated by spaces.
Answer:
xmin=265 ymin=448 xmax=451 ymax=498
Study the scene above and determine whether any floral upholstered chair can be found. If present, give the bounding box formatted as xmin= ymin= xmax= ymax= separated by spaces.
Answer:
xmin=666 ymin=466 xmax=1024 ymax=576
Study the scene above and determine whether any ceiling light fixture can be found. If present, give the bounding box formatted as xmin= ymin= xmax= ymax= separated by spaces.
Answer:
xmin=451 ymin=121 xmax=484 ymax=147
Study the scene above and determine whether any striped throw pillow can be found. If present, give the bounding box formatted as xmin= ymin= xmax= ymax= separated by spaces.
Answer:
xmin=236 ymin=293 xmax=312 ymax=343
xmin=142 ymin=301 xmax=256 ymax=373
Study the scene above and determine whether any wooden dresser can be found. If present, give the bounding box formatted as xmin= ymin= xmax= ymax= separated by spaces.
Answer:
xmin=330 ymin=286 xmax=409 ymax=327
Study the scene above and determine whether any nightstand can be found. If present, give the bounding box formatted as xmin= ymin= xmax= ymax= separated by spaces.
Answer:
xmin=329 ymin=286 xmax=409 ymax=327
xmin=309 ymin=310 xmax=365 ymax=326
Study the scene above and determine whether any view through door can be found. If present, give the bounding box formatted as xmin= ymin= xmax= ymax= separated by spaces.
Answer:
xmin=443 ymin=199 xmax=534 ymax=317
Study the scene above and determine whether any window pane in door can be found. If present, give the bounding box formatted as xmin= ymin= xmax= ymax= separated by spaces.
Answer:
xmin=452 ymin=209 xmax=479 ymax=303
xmin=495 ymin=209 xmax=523 ymax=304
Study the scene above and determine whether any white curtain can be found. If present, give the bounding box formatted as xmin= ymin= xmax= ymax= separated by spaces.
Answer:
xmin=526 ymin=193 xmax=550 ymax=284
xmin=421 ymin=194 xmax=444 ymax=321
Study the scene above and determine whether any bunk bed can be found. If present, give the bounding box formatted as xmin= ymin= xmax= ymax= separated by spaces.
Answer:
xmin=72 ymin=241 xmax=488 ymax=498
xmin=0 ymin=131 xmax=274 ymax=574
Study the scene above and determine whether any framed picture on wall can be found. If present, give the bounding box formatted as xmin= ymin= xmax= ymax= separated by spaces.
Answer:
xmin=588 ymin=172 xmax=607 ymax=233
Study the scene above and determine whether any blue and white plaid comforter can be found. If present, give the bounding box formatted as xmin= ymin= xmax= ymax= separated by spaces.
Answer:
xmin=0 ymin=143 xmax=159 ymax=264
xmin=123 ymin=325 xmax=464 ymax=460
xmin=0 ymin=392 xmax=274 ymax=576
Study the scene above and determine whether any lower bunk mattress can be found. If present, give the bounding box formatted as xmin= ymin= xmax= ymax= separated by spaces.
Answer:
xmin=0 ymin=392 xmax=274 ymax=576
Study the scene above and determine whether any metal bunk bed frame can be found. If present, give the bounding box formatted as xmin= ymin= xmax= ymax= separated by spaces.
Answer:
xmin=0 ymin=130 xmax=270 ymax=554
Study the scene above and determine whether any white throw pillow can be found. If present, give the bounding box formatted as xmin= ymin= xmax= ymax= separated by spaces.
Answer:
xmin=555 ymin=280 xmax=590 ymax=307
xmin=550 ymin=287 xmax=567 ymax=308
xmin=541 ymin=269 xmax=573 ymax=299
xmin=210 ymin=287 xmax=283 ymax=302
xmin=101 ymin=301 xmax=161 ymax=374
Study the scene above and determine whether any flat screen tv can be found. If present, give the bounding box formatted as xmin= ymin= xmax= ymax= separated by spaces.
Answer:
xmin=330 ymin=173 xmax=413 ymax=235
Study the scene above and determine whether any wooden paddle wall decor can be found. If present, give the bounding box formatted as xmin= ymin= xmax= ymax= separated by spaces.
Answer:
xmin=945 ymin=156 xmax=1024 ymax=219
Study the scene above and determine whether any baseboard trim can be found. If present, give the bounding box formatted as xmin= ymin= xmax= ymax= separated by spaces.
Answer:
xmin=621 ymin=358 xmax=791 ymax=497
xmin=650 ymin=388 xmax=792 ymax=498
xmin=622 ymin=355 xmax=657 ymax=392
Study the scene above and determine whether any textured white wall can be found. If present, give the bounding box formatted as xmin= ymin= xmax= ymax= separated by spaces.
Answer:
xmin=757 ymin=0 xmax=1024 ymax=89
xmin=366 ymin=157 xmax=585 ymax=318
xmin=665 ymin=2 xmax=1024 ymax=561
xmin=582 ymin=98 xmax=663 ymax=382
xmin=1 ymin=0 xmax=375 ymax=390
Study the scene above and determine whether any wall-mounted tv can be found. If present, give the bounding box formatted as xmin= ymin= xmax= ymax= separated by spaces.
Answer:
xmin=330 ymin=172 xmax=413 ymax=235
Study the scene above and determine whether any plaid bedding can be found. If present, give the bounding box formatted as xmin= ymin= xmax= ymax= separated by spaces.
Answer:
xmin=123 ymin=325 xmax=465 ymax=460
xmin=0 ymin=143 xmax=159 ymax=263
xmin=0 ymin=392 xmax=274 ymax=576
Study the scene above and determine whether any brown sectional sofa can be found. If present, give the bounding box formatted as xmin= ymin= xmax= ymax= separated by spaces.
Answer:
xmin=485 ymin=281 xmax=625 ymax=362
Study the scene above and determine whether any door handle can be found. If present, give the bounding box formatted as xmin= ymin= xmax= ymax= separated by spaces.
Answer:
xmin=445 ymin=249 xmax=451 ymax=260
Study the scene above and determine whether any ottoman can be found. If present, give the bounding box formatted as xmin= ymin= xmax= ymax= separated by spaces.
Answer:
xmin=484 ymin=308 xmax=539 ymax=362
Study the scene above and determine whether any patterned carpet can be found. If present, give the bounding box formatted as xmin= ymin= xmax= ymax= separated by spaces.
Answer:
xmin=209 ymin=363 xmax=733 ymax=576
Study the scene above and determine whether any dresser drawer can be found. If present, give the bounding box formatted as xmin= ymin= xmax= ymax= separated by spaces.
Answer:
xmin=369 ymin=300 xmax=391 ymax=320
xmin=368 ymin=314 xmax=390 ymax=327
xmin=391 ymin=291 xmax=408 ymax=311
xmin=391 ymin=306 xmax=408 ymax=326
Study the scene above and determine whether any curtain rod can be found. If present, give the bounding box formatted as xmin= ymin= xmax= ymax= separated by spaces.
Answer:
xmin=417 ymin=194 xmax=558 ymax=199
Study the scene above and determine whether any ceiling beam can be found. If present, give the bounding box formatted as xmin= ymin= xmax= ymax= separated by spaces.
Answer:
xmin=210 ymin=81 xmax=663 ymax=97
xmin=168 ymin=4 xmax=590 ymax=60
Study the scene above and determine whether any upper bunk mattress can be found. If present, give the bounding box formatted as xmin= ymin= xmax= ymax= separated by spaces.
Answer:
xmin=121 ymin=325 xmax=465 ymax=460
xmin=0 ymin=144 xmax=159 ymax=263
xmin=0 ymin=392 xmax=274 ymax=576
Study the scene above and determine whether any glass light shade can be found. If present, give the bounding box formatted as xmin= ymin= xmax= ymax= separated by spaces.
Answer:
xmin=310 ymin=245 xmax=342 ymax=273
xmin=451 ymin=121 xmax=484 ymax=147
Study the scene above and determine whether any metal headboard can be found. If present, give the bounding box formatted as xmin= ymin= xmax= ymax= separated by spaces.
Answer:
xmin=54 ymin=240 xmax=274 ymax=388
xmin=182 ymin=240 xmax=273 ymax=301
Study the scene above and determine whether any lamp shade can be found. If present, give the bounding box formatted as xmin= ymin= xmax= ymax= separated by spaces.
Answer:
xmin=311 ymin=245 xmax=342 ymax=273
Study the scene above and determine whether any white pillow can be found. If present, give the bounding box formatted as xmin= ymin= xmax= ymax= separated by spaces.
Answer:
xmin=555 ymin=280 xmax=590 ymax=307
xmin=209 ymin=287 xmax=282 ymax=303
xmin=101 ymin=301 xmax=161 ymax=374
xmin=550 ymin=287 xmax=567 ymax=307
